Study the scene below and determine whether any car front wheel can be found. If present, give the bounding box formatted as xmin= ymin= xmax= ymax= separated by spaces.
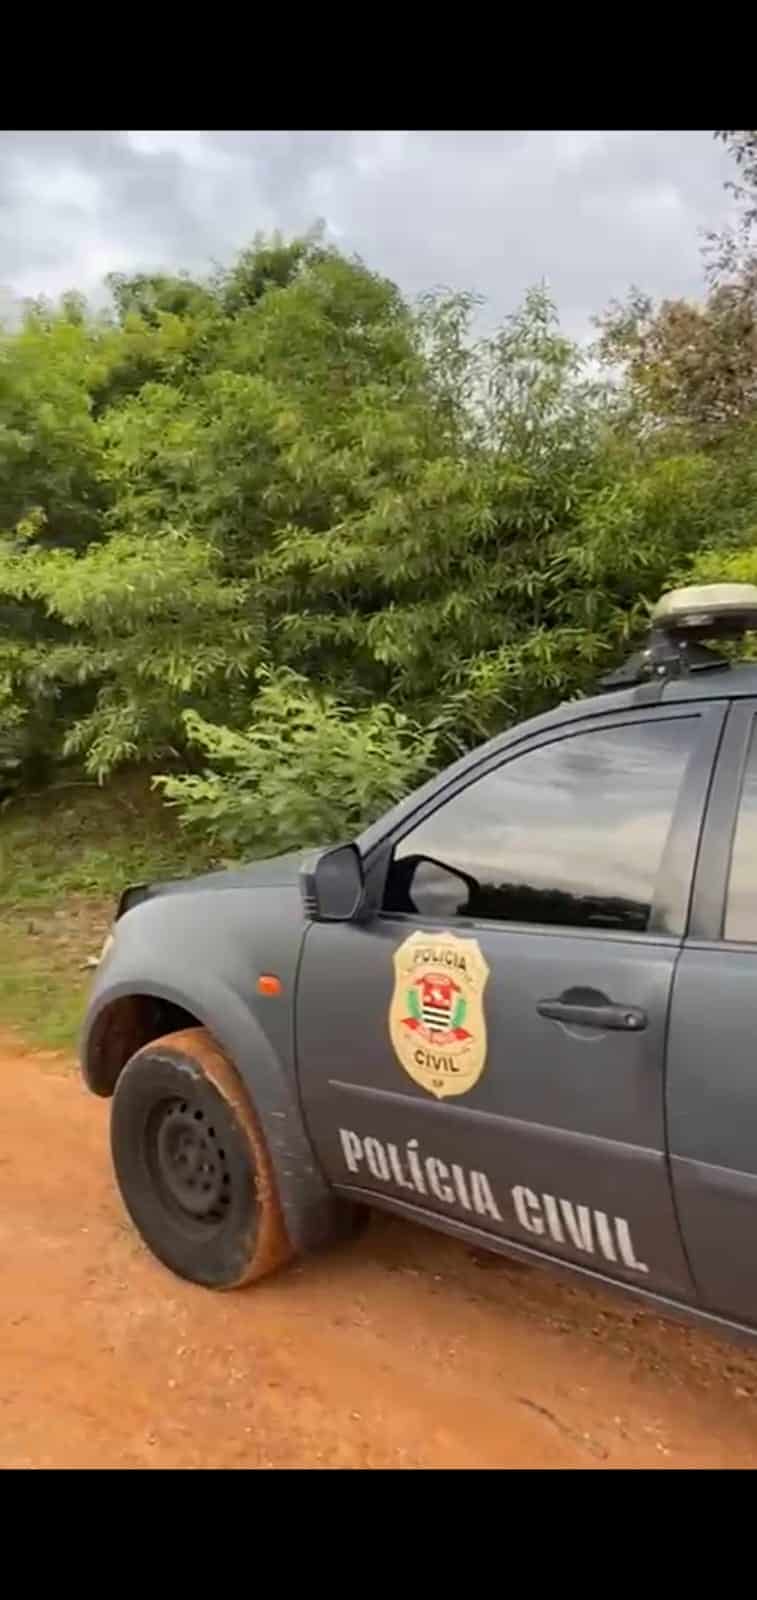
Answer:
xmin=110 ymin=1026 xmax=293 ymax=1289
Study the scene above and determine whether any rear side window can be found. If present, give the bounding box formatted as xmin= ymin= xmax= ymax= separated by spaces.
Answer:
xmin=725 ymin=720 xmax=757 ymax=941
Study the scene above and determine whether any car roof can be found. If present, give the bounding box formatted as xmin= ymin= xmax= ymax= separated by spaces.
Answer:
xmin=660 ymin=661 xmax=757 ymax=702
xmin=357 ymin=660 xmax=757 ymax=860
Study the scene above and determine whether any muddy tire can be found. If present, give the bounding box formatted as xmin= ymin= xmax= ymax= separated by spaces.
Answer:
xmin=110 ymin=1026 xmax=293 ymax=1289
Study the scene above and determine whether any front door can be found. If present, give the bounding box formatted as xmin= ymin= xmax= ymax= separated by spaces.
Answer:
xmin=298 ymin=703 xmax=725 ymax=1298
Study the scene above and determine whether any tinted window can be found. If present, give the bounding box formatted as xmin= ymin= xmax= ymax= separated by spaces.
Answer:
xmin=726 ymin=721 xmax=757 ymax=941
xmin=384 ymin=719 xmax=696 ymax=933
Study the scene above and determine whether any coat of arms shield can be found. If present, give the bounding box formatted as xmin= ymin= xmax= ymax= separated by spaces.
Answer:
xmin=388 ymin=929 xmax=490 ymax=1100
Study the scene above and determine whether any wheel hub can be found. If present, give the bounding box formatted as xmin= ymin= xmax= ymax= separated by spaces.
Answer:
xmin=153 ymin=1100 xmax=230 ymax=1221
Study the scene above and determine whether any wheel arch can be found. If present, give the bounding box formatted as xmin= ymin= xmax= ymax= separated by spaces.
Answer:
xmin=85 ymin=992 xmax=201 ymax=1096
xmin=81 ymin=975 xmax=341 ymax=1256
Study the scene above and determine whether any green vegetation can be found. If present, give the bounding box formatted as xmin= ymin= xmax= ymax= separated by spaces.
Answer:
xmin=1 ymin=131 xmax=757 ymax=1048
xmin=0 ymin=777 xmax=214 ymax=1049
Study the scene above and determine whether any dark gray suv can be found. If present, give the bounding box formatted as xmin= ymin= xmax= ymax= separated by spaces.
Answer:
xmin=80 ymin=584 xmax=757 ymax=1349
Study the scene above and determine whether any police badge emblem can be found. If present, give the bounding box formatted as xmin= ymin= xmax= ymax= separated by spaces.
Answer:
xmin=388 ymin=930 xmax=490 ymax=1099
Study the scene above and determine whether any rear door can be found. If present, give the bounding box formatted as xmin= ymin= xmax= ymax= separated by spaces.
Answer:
xmin=668 ymin=698 xmax=757 ymax=1325
xmin=299 ymin=703 xmax=724 ymax=1297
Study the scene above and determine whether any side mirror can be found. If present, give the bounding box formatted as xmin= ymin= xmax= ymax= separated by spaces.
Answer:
xmin=299 ymin=843 xmax=365 ymax=922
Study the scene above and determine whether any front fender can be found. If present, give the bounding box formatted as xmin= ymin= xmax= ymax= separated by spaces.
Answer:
xmin=80 ymin=888 xmax=339 ymax=1254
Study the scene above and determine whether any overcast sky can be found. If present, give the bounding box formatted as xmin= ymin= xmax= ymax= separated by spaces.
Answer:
xmin=0 ymin=130 xmax=737 ymax=340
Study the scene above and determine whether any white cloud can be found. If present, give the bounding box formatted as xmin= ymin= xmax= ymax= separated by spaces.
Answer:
xmin=0 ymin=130 xmax=738 ymax=338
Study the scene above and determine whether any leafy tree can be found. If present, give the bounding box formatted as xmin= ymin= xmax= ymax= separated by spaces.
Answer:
xmin=596 ymin=282 xmax=757 ymax=441
xmin=3 ymin=150 xmax=757 ymax=842
xmin=708 ymin=131 xmax=757 ymax=280
xmin=0 ymin=307 xmax=108 ymax=545
xmin=596 ymin=133 xmax=757 ymax=441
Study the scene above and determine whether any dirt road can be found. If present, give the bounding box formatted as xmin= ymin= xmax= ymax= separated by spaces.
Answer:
xmin=3 ymin=1035 xmax=757 ymax=1468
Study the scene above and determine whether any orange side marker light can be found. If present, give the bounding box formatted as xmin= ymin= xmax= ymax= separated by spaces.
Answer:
xmin=257 ymin=973 xmax=283 ymax=997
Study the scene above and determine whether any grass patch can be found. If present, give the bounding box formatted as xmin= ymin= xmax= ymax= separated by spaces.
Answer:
xmin=0 ymin=774 xmax=209 ymax=908
xmin=0 ymin=774 xmax=217 ymax=1052
xmin=0 ymin=911 xmax=104 ymax=1051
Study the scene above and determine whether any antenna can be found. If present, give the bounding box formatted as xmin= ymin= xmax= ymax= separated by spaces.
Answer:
xmin=598 ymin=584 xmax=757 ymax=691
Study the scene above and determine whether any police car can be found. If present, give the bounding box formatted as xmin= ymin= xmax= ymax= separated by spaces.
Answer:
xmin=81 ymin=584 xmax=757 ymax=1345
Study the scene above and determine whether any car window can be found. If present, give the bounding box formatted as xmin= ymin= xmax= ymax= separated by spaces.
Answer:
xmin=383 ymin=718 xmax=697 ymax=933
xmin=725 ymin=718 xmax=757 ymax=942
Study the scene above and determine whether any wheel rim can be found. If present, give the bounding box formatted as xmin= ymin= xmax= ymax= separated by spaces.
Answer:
xmin=147 ymin=1097 xmax=233 ymax=1226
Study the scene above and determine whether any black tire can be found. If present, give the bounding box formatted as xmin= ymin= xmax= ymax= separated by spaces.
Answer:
xmin=110 ymin=1026 xmax=293 ymax=1289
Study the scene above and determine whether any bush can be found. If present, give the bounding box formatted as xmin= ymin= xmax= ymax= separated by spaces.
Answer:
xmin=154 ymin=668 xmax=443 ymax=853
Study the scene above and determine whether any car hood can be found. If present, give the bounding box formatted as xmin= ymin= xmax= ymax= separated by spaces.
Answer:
xmin=132 ymin=848 xmax=311 ymax=906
